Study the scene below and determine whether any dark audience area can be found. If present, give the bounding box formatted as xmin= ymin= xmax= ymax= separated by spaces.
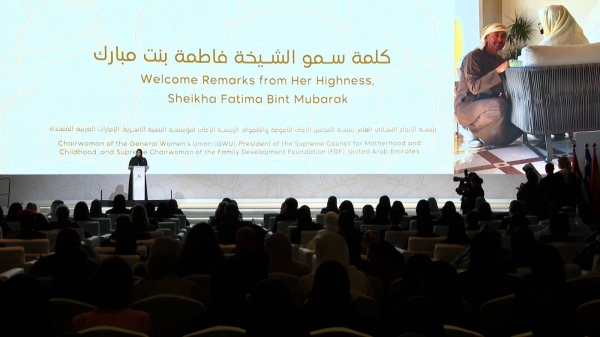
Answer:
xmin=1 ymin=184 xmax=600 ymax=337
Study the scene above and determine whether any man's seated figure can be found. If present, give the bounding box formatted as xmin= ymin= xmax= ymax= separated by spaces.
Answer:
xmin=454 ymin=23 xmax=522 ymax=148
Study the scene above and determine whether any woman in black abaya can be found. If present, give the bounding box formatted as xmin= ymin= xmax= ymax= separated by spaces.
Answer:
xmin=128 ymin=149 xmax=148 ymax=200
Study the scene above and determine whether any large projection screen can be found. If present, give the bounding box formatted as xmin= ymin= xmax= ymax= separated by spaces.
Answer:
xmin=1 ymin=0 xmax=455 ymax=175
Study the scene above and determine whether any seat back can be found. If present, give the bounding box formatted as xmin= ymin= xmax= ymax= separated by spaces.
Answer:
xmin=360 ymin=224 xmax=389 ymax=233
xmin=131 ymin=294 xmax=206 ymax=337
xmin=148 ymin=231 xmax=165 ymax=239
xmin=183 ymin=326 xmax=246 ymax=337
xmin=407 ymin=237 xmax=446 ymax=252
xmin=309 ymin=327 xmax=371 ymax=337
xmin=400 ymin=216 xmax=411 ymax=230
xmin=477 ymin=220 xmax=501 ymax=229
xmin=276 ymin=221 xmax=295 ymax=233
xmin=77 ymin=221 xmax=100 ymax=237
xmin=353 ymin=221 xmax=363 ymax=230
xmin=99 ymin=255 xmax=140 ymax=268
xmin=368 ymin=276 xmax=383 ymax=304
xmin=385 ymin=230 xmax=417 ymax=248
xmin=79 ymin=326 xmax=149 ymax=337
xmin=95 ymin=246 xmax=148 ymax=258
xmin=39 ymin=230 xmax=60 ymax=252
xmin=577 ymin=299 xmax=600 ymax=337
xmin=49 ymin=298 xmax=96 ymax=336
xmin=0 ymin=247 xmax=25 ymax=273
xmin=316 ymin=214 xmax=325 ymax=225
xmin=409 ymin=220 xmax=418 ymax=230
xmin=269 ymin=272 xmax=301 ymax=306
xmin=434 ymin=244 xmax=468 ymax=263
xmin=184 ymin=274 xmax=211 ymax=308
xmin=0 ymin=239 xmax=50 ymax=255
xmin=157 ymin=222 xmax=176 ymax=237
xmin=263 ymin=213 xmax=279 ymax=230
xmin=479 ymin=294 xmax=515 ymax=330
xmin=174 ymin=214 xmax=186 ymax=230
xmin=443 ymin=325 xmax=484 ymax=337
xmin=0 ymin=268 xmax=24 ymax=282
xmin=433 ymin=226 xmax=449 ymax=237
xmin=526 ymin=215 xmax=539 ymax=224
xmin=92 ymin=218 xmax=112 ymax=234
xmin=7 ymin=221 xmax=20 ymax=231
xmin=301 ymin=231 xmax=319 ymax=245
xmin=528 ymin=225 xmax=546 ymax=234
xmin=287 ymin=226 xmax=298 ymax=241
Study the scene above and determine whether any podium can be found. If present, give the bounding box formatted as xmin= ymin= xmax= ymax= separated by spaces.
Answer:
xmin=129 ymin=166 xmax=148 ymax=200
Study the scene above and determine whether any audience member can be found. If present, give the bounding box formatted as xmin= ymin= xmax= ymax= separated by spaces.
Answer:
xmin=437 ymin=201 xmax=458 ymax=226
xmin=565 ymin=172 xmax=584 ymax=208
xmin=303 ymin=261 xmax=376 ymax=335
xmin=132 ymin=237 xmax=199 ymax=302
xmin=209 ymin=201 xmax=228 ymax=226
xmin=274 ymin=197 xmax=298 ymax=231
xmin=466 ymin=210 xmax=480 ymax=231
xmin=500 ymin=200 xmax=525 ymax=230
xmin=71 ymin=257 xmax=153 ymax=335
xmin=0 ymin=207 xmax=12 ymax=237
xmin=6 ymin=209 xmax=47 ymax=239
xmin=367 ymin=240 xmax=405 ymax=292
xmin=428 ymin=197 xmax=440 ymax=213
xmin=517 ymin=170 xmax=542 ymax=217
xmin=362 ymin=229 xmax=380 ymax=255
xmin=29 ymin=229 xmax=99 ymax=303
xmin=180 ymin=259 xmax=247 ymax=334
xmin=477 ymin=201 xmax=494 ymax=221
xmin=415 ymin=214 xmax=438 ymax=238
xmin=105 ymin=194 xmax=129 ymax=214
xmin=538 ymin=213 xmax=576 ymax=243
xmin=458 ymin=231 xmax=518 ymax=311
xmin=502 ymin=226 xmax=536 ymax=273
xmin=359 ymin=204 xmax=375 ymax=221
xmin=320 ymin=195 xmax=339 ymax=214
xmin=106 ymin=215 xmax=152 ymax=243
xmin=364 ymin=202 xmax=391 ymax=225
xmin=0 ymin=275 xmax=53 ymax=336
xmin=72 ymin=201 xmax=92 ymax=221
xmin=441 ymin=213 xmax=471 ymax=245
xmin=155 ymin=202 xmax=174 ymax=221
xmin=300 ymin=232 xmax=372 ymax=303
xmin=144 ymin=202 xmax=158 ymax=228
xmin=380 ymin=207 xmax=404 ymax=240
xmin=409 ymin=199 xmax=433 ymax=222
xmin=130 ymin=204 xmax=155 ymax=232
xmin=392 ymin=200 xmax=408 ymax=216
xmin=216 ymin=212 xmax=238 ymax=244
xmin=290 ymin=206 xmax=323 ymax=244
xmin=422 ymin=261 xmax=468 ymax=328
xmin=306 ymin=211 xmax=339 ymax=250
xmin=51 ymin=205 xmax=91 ymax=237
xmin=246 ymin=279 xmax=308 ymax=337
xmin=177 ymin=223 xmax=224 ymax=277
xmin=5 ymin=202 xmax=22 ymax=221
xmin=233 ymin=227 xmax=256 ymax=261
xmin=89 ymin=199 xmax=107 ymax=218
xmin=339 ymin=200 xmax=358 ymax=219
xmin=46 ymin=199 xmax=64 ymax=221
xmin=266 ymin=232 xmax=311 ymax=277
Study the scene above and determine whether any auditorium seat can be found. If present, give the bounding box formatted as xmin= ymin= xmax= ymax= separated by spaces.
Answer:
xmin=107 ymin=214 xmax=129 ymax=229
xmin=309 ymin=327 xmax=370 ymax=337
xmin=0 ymin=267 xmax=24 ymax=282
xmin=220 ymin=244 xmax=235 ymax=254
xmin=444 ymin=325 xmax=484 ymax=337
xmin=516 ymin=264 xmax=582 ymax=279
xmin=94 ymin=246 xmax=148 ymax=258
xmin=301 ymin=231 xmax=319 ymax=244
xmin=400 ymin=216 xmax=411 ymax=230
xmin=567 ymin=275 xmax=600 ymax=292
xmin=7 ymin=221 xmax=20 ymax=231
xmin=92 ymin=217 xmax=112 ymax=234
xmin=184 ymin=274 xmax=211 ymax=308
xmin=157 ymin=222 xmax=176 ymax=237
xmin=477 ymin=220 xmax=502 ymax=229
xmin=0 ymin=238 xmax=50 ymax=260
xmin=131 ymin=294 xmax=205 ymax=337
xmin=385 ymin=230 xmax=417 ymax=248
xmin=434 ymin=244 xmax=468 ymax=263
xmin=479 ymin=294 xmax=515 ymax=332
xmin=316 ymin=214 xmax=325 ymax=225
xmin=525 ymin=215 xmax=538 ymax=224
xmin=148 ymin=230 xmax=166 ymax=239
xmin=79 ymin=326 xmax=148 ymax=337
xmin=409 ymin=220 xmax=418 ymax=230
xmin=353 ymin=221 xmax=363 ymax=230
xmin=49 ymin=298 xmax=96 ymax=336
xmin=528 ymin=224 xmax=546 ymax=234
xmin=360 ymin=224 xmax=389 ymax=233
xmin=276 ymin=221 xmax=295 ymax=233
xmin=298 ymin=247 xmax=315 ymax=270
xmin=263 ymin=213 xmax=279 ymax=230
xmin=407 ymin=237 xmax=446 ymax=255
xmin=182 ymin=326 xmax=246 ymax=337
xmin=577 ymin=298 xmax=600 ymax=337
xmin=77 ymin=221 xmax=100 ymax=237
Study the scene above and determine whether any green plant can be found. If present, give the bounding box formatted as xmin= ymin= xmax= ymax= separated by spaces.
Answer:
xmin=504 ymin=12 xmax=536 ymax=60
